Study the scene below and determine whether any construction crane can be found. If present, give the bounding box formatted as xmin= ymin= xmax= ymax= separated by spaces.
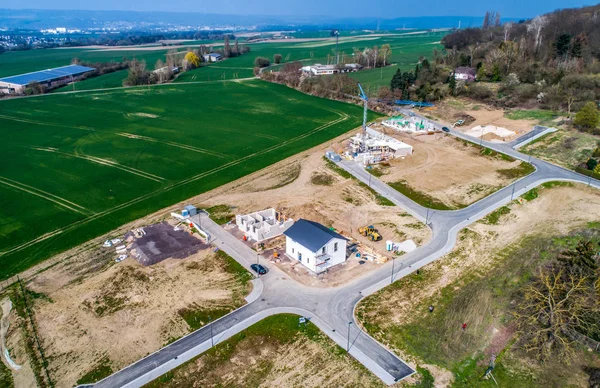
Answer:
xmin=358 ymin=82 xmax=368 ymax=132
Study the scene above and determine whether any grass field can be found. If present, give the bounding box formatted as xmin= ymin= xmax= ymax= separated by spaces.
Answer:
xmin=0 ymin=79 xmax=372 ymax=280
xmin=3 ymin=31 xmax=445 ymax=93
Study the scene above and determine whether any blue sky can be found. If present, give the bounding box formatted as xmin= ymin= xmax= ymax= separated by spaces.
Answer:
xmin=4 ymin=0 xmax=595 ymax=18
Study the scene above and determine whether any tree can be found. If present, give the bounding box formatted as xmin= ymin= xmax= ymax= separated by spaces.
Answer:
xmin=514 ymin=264 xmax=597 ymax=363
xmin=503 ymin=22 xmax=513 ymax=42
xmin=482 ymin=11 xmax=491 ymax=29
xmin=379 ymin=44 xmax=391 ymax=67
xmin=274 ymin=54 xmax=282 ymax=64
xmin=587 ymin=158 xmax=599 ymax=171
xmin=554 ymin=34 xmax=572 ymax=59
xmin=494 ymin=12 xmax=501 ymax=27
xmin=377 ymin=85 xmax=393 ymax=102
xmin=234 ymin=39 xmax=240 ymax=56
xmin=570 ymin=34 xmax=585 ymax=58
xmin=23 ymin=81 xmax=46 ymax=95
xmin=476 ymin=65 xmax=486 ymax=81
xmin=559 ymin=240 xmax=599 ymax=277
xmin=184 ymin=51 xmax=200 ymax=69
xmin=574 ymin=101 xmax=600 ymax=129
xmin=124 ymin=59 xmax=151 ymax=86
xmin=254 ymin=57 xmax=270 ymax=68
xmin=223 ymin=35 xmax=231 ymax=58
xmin=527 ymin=16 xmax=547 ymax=52
xmin=448 ymin=73 xmax=457 ymax=96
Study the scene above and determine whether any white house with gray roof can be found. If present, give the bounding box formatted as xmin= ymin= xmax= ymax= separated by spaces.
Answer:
xmin=283 ymin=219 xmax=347 ymax=273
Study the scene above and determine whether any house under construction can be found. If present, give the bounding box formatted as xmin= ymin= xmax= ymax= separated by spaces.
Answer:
xmin=348 ymin=127 xmax=413 ymax=165
xmin=235 ymin=208 xmax=294 ymax=242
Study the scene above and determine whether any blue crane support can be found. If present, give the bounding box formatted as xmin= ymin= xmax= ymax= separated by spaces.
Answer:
xmin=358 ymin=83 xmax=368 ymax=132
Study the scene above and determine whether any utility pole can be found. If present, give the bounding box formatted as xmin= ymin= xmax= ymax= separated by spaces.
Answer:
xmin=347 ymin=321 xmax=353 ymax=351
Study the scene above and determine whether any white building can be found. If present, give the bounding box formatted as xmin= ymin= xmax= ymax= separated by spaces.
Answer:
xmin=300 ymin=63 xmax=363 ymax=76
xmin=203 ymin=53 xmax=223 ymax=62
xmin=283 ymin=219 xmax=347 ymax=273
xmin=236 ymin=208 xmax=294 ymax=242
xmin=349 ymin=127 xmax=413 ymax=164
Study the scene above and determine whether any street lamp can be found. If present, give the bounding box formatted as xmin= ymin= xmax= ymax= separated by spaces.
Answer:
xmin=347 ymin=321 xmax=353 ymax=351
xmin=391 ymin=258 xmax=404 ymax=284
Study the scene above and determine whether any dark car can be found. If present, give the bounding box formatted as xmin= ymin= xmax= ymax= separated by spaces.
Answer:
xmin=441 ymin=126 xmax=450 ymax=132
xmin=251 ymin=263 xmax=267 ymax=275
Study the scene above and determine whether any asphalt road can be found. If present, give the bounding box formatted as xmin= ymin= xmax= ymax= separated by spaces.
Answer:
xmin=93 ymin=114 xmax=600 ymax=387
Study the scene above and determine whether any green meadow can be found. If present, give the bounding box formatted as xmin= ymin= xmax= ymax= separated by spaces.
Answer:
xmin=1 ymin=31 xmax=444 ymax=92
xmin=0 ymin=79 xmax=372 ymax=279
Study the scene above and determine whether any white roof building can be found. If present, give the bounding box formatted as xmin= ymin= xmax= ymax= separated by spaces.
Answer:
xmin=350 ymin=127 xmax=413 ymax=164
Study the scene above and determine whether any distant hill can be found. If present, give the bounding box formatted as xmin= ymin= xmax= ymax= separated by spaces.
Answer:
xmin=0 ymin=9 xmax=520 ymax=31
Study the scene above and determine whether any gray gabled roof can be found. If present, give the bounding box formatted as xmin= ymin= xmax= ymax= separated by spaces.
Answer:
xmin=283 ymin=219 xmax=347 ymax=252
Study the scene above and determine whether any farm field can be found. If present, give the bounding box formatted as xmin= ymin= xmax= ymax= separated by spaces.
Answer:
xmin=52 ymin=69 xmax=129 ymax=92
xmin=0 ymin=47 xmax=189 ymax=78
xmin=11 ymin=31 xmax=445 ymax=92
xmin=0 ymin=79 xmax=370 ymax=280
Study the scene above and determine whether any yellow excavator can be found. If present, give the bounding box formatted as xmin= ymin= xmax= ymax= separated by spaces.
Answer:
xmin=359 ymin=225 xmax=382 ymax=241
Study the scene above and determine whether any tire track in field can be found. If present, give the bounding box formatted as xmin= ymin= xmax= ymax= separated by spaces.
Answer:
xmin=31 ymin=147 xmax=165 ymax=183
xmin=0 ymin=114 xmax=95 ymax=131
xmin=116 ymin=133 xmax=228 ymax=158
xmin=0 ymin=176 xmax=91 ymax=215
xmin=1 ymin=111 xmax=351 ymax=256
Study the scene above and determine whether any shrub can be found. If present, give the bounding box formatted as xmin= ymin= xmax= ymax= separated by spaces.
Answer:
xmin=574 ymin=101 xmax=600 ymax=129
xmin=273 ymin=54 xmax=282 ymax=64
xmin=254 ymin=57 xmax=270 ymax=68
xmin=587 ymin=158 xmax=599 ymax=171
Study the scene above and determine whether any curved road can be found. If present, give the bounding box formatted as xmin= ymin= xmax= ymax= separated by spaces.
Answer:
xmin=92 ymin=120 xmax=600 ymax=388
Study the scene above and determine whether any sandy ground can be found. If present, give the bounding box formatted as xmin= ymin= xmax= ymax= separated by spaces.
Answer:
xmin=2 ymin=299 xmax=37 ymax=387
xmin=423 ymin=98 xmax=538 ymax=141
xmin=357 ymin=184 xmax=600 ymax=386
xmin=206 ymin=149 xmax=430 ymax=287
xmin=25 ymin=248 xmax=248 ymax=388
xmin=368 ymin=125 xmax=523 ymax=207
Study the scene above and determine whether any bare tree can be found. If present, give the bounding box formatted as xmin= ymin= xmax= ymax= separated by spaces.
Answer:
xmin=514 ymin=265 xmax=598 ymax=363
xmin=495 ymin=12 xmax=501 ymax=27
xmin=527 ymin=16 xmax=548 ymax=52
xmin=380 ymin=44 xmax=391 ymax=67
xmin=503 ymin=22 xmax=513 ymax=42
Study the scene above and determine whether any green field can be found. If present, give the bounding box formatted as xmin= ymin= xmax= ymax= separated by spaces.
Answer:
xmin=1 ymin=32 xmax=444 ymax=93
xmin=0 ymin=79 xmax=372 ymax=280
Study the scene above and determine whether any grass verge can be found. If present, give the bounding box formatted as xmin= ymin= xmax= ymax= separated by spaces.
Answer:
xmin=388 ymin=180 xmax=456 ymax=210
xmin=205 ymin=205 xmax=234 ymax=225
xmin=76 ymin=357 xmax=113 ymax=385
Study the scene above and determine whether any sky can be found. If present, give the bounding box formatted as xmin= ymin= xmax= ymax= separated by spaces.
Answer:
xmin=3 ymin=0 xmax=596 ymax=18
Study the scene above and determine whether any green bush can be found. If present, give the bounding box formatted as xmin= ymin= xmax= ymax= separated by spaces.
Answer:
xmin=587 ymin=158 xmax=599 ymax=171
xmin=574 ymin=101 xmax=600 ymax=129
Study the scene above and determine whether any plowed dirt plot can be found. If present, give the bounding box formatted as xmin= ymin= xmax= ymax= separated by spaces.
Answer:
xmin=367 ymin=126 xmax=532 ymax=209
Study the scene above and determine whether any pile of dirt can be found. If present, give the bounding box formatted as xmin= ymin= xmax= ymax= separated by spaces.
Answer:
xmin=453 ymin=113 xmax=475 ymax=126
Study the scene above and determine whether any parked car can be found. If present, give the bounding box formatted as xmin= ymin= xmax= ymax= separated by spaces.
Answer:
xmin=442 ymin=126 xmax=450 ymax=132
xmin=251 ymin=263 xmax=267 ymax=275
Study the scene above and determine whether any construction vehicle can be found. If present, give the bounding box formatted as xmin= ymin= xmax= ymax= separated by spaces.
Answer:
xmin=358 ymin=225 xmax=382 ymax=241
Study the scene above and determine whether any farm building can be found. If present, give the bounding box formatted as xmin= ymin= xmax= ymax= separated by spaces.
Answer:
xmin=283 ymin=219 xmax=348 ymax=273
xmin=203 ymin=53 xmax=223 ymax=62
xmin=301 ymin=63 xmax=363 ymax=76
xmin=236 ymin=208 xmax=294 ymax=242
xmin=454 ymin=67 xmax=476 ymax=82
xmin=0 ymin=64 xmax=95 ymax=94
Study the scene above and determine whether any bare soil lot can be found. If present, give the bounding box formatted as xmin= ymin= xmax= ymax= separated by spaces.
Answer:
xmin=5 ymin=247 xmax=250 ymax=388
xmin=366 ymin=125 xmax=529 ymax=208
xmin=357 ymin=183 xmax=600 ymax=386
xmin=423 ymin=98 xmax=539 ymax=140
xmin=202 ymin=149 xmax=431 ymax=287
